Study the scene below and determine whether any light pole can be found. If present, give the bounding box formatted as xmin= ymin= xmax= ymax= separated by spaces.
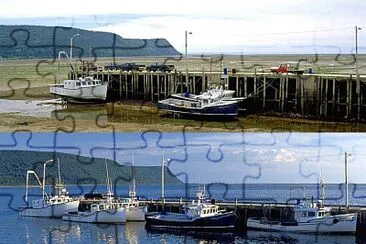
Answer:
xmin=185 ymin=30 xmax=192 ymax=92
xmin=70 ymin=33 xmax=80 ymax=62
xmin=355 ymin=26 xmax=362 ymax=120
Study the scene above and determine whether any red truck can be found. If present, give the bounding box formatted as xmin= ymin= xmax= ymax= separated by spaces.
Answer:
xmin=270 ymin=63 xmax=306 ymax=74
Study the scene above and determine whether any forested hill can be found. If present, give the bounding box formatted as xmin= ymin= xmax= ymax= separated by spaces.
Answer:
xmin=0 ymin=25 xmax=180 ymax=59
xmin=0 ymin=150 xmax=182 ymax=186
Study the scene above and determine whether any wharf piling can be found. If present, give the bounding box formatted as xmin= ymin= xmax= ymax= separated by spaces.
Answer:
xmin=73 ymin=68 xmax=366 ymax=121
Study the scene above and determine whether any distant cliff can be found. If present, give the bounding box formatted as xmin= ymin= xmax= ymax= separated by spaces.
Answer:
xmin=0 ymin=150 xmax=182 ymax=185
xmin=0 ymin=25 xmax=180 ymax=59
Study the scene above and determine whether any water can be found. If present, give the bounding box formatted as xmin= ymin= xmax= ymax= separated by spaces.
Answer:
xmin=0 ymin=184 xmax=364 ymax=243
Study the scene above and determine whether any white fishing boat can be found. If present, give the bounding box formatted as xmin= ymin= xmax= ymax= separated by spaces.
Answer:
xmin=247 ymin=175 xmax=357 ymax=234
xmin=62 ymin=159 xmax=126 ymax=224
xmin=49 ymin=76 xmax=108 ymax=103
xmin=19 ymin=159 xmax=79 ymax=218
xmin=117 ymin=156 xmax=147 ymax=221
xmin=157 ymin=97 xmax=238 ymax=118
xmin=146 ymin=186 xmax=236 ymax=231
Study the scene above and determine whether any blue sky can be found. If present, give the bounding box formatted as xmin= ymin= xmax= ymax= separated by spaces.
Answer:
xmin=0 ymin=0 xmax=365 ymax=54
xmin=1 ymin=132 xmax=366 ymax=184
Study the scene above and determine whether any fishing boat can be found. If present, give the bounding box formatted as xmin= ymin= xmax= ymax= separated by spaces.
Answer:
xmin=19 ymin=159 xmax=79 ymax=218
xmin=246 ymin=175 xmax=357 ymax=234
xmin=157 ymin=96 xmax=238 ymax=118
xmin=145 ymin=186 xmax=236 ymax=231
xmin=49 ymin=76 xmax=108 ymax=103
xmin=62 ymin=159 xmax=126 ymax=224
xmin=170 ymin=86 xmax=237 ymax=102
xmin=117 ymin=156 xmax=147 ymax=221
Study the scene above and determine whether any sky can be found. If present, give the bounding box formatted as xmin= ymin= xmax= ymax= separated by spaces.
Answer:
xmin=1 ymin=132 xmax=366 ymax=184
xmin=0 ymin=0 xmax=365 ymax=54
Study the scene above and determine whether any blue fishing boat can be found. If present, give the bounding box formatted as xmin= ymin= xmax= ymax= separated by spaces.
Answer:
xmin=145 ymin=188 xmax=236 ymax=231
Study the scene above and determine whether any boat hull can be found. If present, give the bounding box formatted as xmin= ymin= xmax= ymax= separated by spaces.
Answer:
xmin=50 ymin=85 xmax=108 ymax=102
xmin=126 ymin=206 xmax=147 ymax=221
xmin=157 ymin=99 xmax=238 ymax=118
xmin=247 ymin=213 xmax=357 ymax=234
xmin=146 ymin=211 xmax=235 ymax=231
xmin=62 ymin=207 xmax=126 ymax=224
xmin=19 ymin=200 xmax=79 ymax=218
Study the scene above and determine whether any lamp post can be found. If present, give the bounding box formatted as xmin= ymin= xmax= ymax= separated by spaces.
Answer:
xmin=185 ymin=30 xmax=192 ymax=92
xmin=70 ymin=33 xmax=80 ymax=62
xmin=355 ymin=26 xmax=362 ymax=120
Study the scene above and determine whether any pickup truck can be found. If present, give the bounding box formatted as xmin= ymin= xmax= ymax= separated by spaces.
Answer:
xmin=270 ymin=64 xmax=306 ymax=75
xmin=146 ymin=63 xmax=175 ymax=72
xmin=117 ymin=63 xmax=145 ymax=71
xmin=104 ymin=62 xmax=145 ymax=71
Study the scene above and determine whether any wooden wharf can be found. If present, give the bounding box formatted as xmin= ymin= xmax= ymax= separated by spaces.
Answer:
xmin=72 ymin=67 xmax=366 ymax=121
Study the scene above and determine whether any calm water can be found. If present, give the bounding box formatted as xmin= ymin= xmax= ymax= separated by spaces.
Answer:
xmin=0 ymin=184 xmax=365 ymax=244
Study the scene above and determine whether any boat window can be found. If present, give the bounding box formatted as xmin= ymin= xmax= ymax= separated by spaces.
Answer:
xmin=76 ymin=82 xmax=81 ymax=86
xmin=203 ymin=210 xmax=206 ymax=214
xmin=308 ymin=211 xmax=315 ymax=217
xmin=302 ymin=211 xmax=307 ymax=217
xmin=88 ymin=82 xmax=92 ymax=85
xmin=82 ymin=82 xmax=87 ymax=85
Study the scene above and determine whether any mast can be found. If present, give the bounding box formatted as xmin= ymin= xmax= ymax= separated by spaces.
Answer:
xmin=25 ymin=170 xmax=29 ymax=204
xmin=105 ymin=158 xmax=113 ymax=199
xmin=42 ymin=159 xmax=53 ymax=206
xmin=345 ymin=152 xmax=351 ymax=209
xmin=129 ymin=156 xmax=136 ymax=199
xmin=319 ymin=163 xmax=325 ymax=204
xmin=161 ymin=157 xmax=165 ymax=200
xmin=56 ymin=158 xmax=62 ymax=196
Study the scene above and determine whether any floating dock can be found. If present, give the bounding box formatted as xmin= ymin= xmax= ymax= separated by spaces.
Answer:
xmin=72 ymin=67 xmax=366 ymax=121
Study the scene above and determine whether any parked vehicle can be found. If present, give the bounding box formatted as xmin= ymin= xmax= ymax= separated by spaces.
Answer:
xmin=104 ymin=63 xmax=145 ymax=71
xmin=118 ymin=63 xmax=145 ymax=71
xmin=146 ymin=63 xmax=175 ymax=72
xmin=270 ymin=63 xmax=306 ymax=74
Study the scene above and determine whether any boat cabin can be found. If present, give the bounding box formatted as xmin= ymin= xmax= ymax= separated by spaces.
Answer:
xmin=293 ymin=199 xmax=331 ymax=222
xmin=62 ymin=77 xmax=103 ymax=89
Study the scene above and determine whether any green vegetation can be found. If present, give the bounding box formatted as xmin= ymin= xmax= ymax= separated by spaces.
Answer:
xmin=0 ymin=150 xmax=182 ymax=186
xmin=0 ymin=25 xmax=180 ymax=59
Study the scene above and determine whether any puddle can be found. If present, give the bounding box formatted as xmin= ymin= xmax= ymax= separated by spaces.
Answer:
xmin=0 ymin=99 xmax=64 ymax=118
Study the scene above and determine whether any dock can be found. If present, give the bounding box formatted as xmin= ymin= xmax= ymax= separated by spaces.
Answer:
xmin=72 ymin=66 xmax=366 ymax=121
xmin=141 ymin=198 xmax=366 ymax=234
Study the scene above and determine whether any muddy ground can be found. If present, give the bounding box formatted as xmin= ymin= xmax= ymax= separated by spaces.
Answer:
xmin=1 ymin=56 xmax=366 ymax=132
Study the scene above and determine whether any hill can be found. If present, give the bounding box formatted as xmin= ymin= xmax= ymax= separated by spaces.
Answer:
xmin=0 ymin=25 xmax=180 ymax=59
xmin=0 ymin=150 xmax=182 ymax=186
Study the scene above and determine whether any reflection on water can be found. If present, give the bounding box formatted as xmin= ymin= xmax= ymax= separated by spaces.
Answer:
xmin=247 ymin=230 xmax=357 ymax=244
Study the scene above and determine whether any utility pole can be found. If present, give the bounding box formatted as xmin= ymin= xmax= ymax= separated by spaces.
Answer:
xmin=185 ymin=30 xmax=192 ymax=93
